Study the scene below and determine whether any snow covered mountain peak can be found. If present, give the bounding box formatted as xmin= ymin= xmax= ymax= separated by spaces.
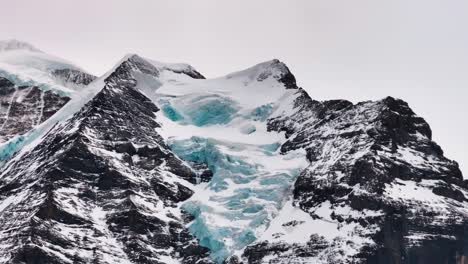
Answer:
xmin=0 ymin=47 xmax=467 ymax=264
xmin=0 ymin=41 xmax=95 ymax=94
xmin=225 ymin=59 xmax=297 ymax=89
xmin=0 ymin=39 xmax=41 ymax=53
xmin=0 ymin=44 xmax=96 ymax=160
xmin=111 ymin=53 xmax=205 ymax=81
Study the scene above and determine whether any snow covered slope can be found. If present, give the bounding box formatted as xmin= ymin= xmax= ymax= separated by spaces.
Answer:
xmin=0 ymin=40 xmax=96 ymax=93
xmin=0 ymin=40 xmax=96 ymax=163
xmin=0 ymin=47 xmax=466 ymax=264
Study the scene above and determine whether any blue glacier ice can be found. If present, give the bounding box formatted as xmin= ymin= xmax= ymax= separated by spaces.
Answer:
xmin=155 ymin=87 xmax=307 ymax=262
xmin=170 ymin=137 xmax=306 ymax=262
xmin=0 ymin=70 xmax=72 ymax=97
xmin=168 ymin=94 xmax=240 ymax=127
xmin=161 ymin=104 xmax=184 ymax=121
xmin=248 ymin=103 xmax=274 ymax=121
xmin=0 ymin=135 xmax=25 ymax=165
xmin=0 ymin=121 xmax=60 ymax=167
xmin=170 ymin=137 xmax=258 ymax=191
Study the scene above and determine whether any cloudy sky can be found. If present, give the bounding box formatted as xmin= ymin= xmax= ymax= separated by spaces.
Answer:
xmin=1 ymin=0 xmax=467 ymax=174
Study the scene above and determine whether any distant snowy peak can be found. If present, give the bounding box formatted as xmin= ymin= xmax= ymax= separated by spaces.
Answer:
xmin=114 ymin=54 xmax=205 ymax=80
xmin=225 ymin=59 xmax=297 ymax=89
xmin=0 ymin=39 xmax=41 ymax=53
xmin=0 ymin=40 xmax=96 ymax=92
xmin=148 ymin=57 xmax=205 ymax=79
xmin=0 ymin=49 xmax=83 ymax=73
xmin=0 ymin=41 xmax=96 ymax=160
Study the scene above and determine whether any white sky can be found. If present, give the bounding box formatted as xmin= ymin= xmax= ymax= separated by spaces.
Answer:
xmin=1 ymin=0 xmax=467 ymax=174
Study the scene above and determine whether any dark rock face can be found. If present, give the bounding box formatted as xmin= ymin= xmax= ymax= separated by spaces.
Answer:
xmin=166 ymin=68 xmax=205 ymax=79
xmin=52 ymin=69 xmax=97 ymax=86
xmin=243 ymin=88 xmax=468 ymax=263
xmin=0 ymin=79 xmax=70 ymax=143
xmin=0 ymin=77 xmax=14 ymax=95
xmin=0 ymin=56 xmax=213 ymax=264
xmin=0 ymin=66 xmax=95 ymax=162
xmin=270 ymin=59 xmax=298 ymax=89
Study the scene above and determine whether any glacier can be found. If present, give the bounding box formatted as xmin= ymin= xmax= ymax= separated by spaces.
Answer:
xmin=163 ymin=94 xmax=240 ymax=127
xmin=145 ymin=59 xmax=308 ymax=262
xmin=170 ymin=136 xmax=306 ymax=262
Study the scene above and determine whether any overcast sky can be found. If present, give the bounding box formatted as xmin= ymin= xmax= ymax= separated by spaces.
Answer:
xmin=1 ymin=0 xmax=467 ymax=174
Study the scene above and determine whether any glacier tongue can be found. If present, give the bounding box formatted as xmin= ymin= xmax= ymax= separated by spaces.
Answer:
xmin=147 ymin=60 xmax=308 ymax=262
xmin=172 ymin=137 xmax=306 ymax=262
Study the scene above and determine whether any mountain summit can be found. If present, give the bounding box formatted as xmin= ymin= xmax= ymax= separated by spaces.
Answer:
xmin=0 ymin=48 xmax=466 ymax=264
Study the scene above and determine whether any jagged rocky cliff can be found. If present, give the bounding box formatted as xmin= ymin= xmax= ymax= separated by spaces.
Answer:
xmin=0 ymin=42 xmax=466 ymax=264
xmin=0 ymin=76 xmax=70 ymax=143
xmin=242 ymin=91 xmax=467 ymax=264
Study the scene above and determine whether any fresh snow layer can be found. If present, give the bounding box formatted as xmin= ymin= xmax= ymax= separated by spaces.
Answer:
xmin=258 ymin=200 xmax=381 ymax=264
xmin=0 ymin=49 xmax=86 ymax=96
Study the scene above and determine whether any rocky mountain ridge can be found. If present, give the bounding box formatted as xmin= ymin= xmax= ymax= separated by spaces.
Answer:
xmin=0 ymin=43 xmax=466 ymax=264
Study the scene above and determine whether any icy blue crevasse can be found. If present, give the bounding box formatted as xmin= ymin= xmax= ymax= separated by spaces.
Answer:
xmin=170 ymin=137 xmax=258 ymax=192
xmin=183 ymin=199 xmax=260 ymax=263
xmin=248 ymin=103 xmax=274 ymax=121
xmin=0 ymin=135 xmax=25 ymax=165
xmin=170 ymin=137 xmax=304 ymax=263
xmin=0 ymin=121 xmax=57 ymax=167
xmin=167 ymin=94 xmax=240 ymax=127
xmin=182 ymin=202 xmax=231 ymax=263
xmin=186 ymin=96 xmax=238 ymax=126
xmin=161 ymin=104 xmax=184 ymax=121
xmin=0 ymin=70 xmax=72 ymax=97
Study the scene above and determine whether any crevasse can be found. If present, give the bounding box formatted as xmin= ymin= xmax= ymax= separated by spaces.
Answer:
xmin=169 ymin=136 xmax=306 ymax=262
xmin=152 ymin=88 xmax=308 ymax=262
xmin=165 ymin=94 xmax=240 ymax=127
xmin=0 ymin=135 xmax=25 ymax=164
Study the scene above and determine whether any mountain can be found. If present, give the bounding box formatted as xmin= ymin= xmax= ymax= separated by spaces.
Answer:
xmin=0 ymin=44 xmax=466 ymax=264
xmin=0 ymin=40 xmax=96 ymax=163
